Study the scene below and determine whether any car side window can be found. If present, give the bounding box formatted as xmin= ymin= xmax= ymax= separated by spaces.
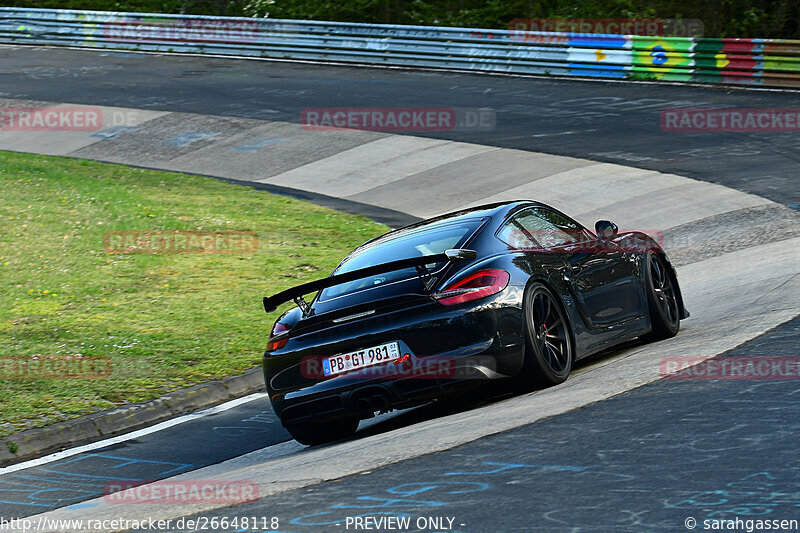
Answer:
xmin=497 ymin=212 xmax=540 ymax=249
xmin=497 ymin=208 xmax=588 ymax=250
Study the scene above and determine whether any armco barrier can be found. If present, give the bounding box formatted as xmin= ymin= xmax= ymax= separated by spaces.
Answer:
xmin=1 ymin=8 xmax=799 ymax=88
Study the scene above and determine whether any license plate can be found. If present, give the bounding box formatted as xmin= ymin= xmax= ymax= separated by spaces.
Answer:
xmin=322 ymin=342 xmax=401 ymax=377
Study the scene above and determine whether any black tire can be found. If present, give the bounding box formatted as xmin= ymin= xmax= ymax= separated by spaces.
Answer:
xmin=516 ymin=282 xmax=573 ymax=390
xmin=284 ymin=417 xmax=359 ymax=446
xmin=643 ymin=252 xmax=680 ymax=341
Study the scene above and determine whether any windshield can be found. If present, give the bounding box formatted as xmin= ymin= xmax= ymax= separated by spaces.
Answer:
xmin=319 ymin=219 xmax=483 ymax=301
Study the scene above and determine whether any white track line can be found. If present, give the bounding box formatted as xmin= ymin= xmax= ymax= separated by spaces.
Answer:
xmin=0 ymin=392 xmax=268 ymax=476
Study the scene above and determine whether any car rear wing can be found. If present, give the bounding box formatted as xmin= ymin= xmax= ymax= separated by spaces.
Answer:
xmin=263 ymin=248 xmax=477 ymax=315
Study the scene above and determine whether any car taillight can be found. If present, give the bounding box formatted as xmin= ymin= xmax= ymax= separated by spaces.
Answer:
xmin=266 ymin=321 xmax=290 ymax=351
xmin=432 ymin=269 xmax=510 ymax=306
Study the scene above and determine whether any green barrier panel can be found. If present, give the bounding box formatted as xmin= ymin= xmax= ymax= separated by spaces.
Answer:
xmin=763 ymin=56 xmax=800 ymax=72
xmin=630 ymin=36 xmax=693 ymax=80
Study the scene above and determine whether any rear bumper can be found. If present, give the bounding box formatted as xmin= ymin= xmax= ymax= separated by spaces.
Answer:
xmin=264 ymin=294 xmax=525 ymax=425
xmin=272 ymin=341 xmax=511 ymax=425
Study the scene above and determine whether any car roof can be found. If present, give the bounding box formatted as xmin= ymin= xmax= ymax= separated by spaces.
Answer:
xmin=364 ymin=200 xmax=539 ymax=244
xmin=338 ymin=200 xmax=554 ymax=269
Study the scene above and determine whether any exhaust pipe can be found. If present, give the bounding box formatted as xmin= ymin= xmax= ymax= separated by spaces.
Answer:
xmin=351 ymin=389 xmax=392 ymax=415
xmin=370 ymin=394 xmax=389 ymax=412
xmin=356 ymin=398 xmax=372 ymax=413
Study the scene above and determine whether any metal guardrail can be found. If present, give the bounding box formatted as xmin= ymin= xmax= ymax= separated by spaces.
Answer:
xmin=1 ymin=7 xmax=799 ymax=88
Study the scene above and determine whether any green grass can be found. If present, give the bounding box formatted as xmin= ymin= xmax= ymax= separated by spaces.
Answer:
xmin=0 ymin=151 xmax=388 ymax=437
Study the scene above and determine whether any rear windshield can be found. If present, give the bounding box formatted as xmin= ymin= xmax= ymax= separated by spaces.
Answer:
xmin=318 ymin=219 xmax=483 ymax=301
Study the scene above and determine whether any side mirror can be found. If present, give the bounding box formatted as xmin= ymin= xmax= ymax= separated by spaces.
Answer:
xmin=595 ymin=220 xmax=618 ymax=240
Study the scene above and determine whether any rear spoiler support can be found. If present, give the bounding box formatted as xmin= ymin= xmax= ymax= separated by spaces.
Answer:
xmin=263 ymin=248 xmax=477 ymax=316
xmin=416 ymin=263 xmax=436 ymax=292
xmin=293 ymin=294 xmax=313 ymax=317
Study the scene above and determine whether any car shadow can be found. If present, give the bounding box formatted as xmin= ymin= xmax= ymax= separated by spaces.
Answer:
xmin=355 ymin=337 xmax=648 ymax=439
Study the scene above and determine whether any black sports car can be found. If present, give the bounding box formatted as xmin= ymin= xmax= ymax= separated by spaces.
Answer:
xmin=262 ymin=201 xmax=688 ymax=445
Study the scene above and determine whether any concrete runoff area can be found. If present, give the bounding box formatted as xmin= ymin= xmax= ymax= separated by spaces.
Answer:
xmin=0 ymin=98 xmax=780 ymax=217
xmin=0 ymin=98 xmax=790 ymax=259
xmin=0 ymin=104 xmax=167 ymax=156
xmin=261 ymin=136 xmax=498 ymax=198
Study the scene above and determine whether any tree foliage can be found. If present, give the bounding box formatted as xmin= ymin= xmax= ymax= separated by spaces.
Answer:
xmin=6 ymin=0 xmax=799 ymax=38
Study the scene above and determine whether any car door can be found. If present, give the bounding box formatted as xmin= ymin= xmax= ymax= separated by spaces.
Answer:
xmin=518 ymin=208 xmax=645 ymax=328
